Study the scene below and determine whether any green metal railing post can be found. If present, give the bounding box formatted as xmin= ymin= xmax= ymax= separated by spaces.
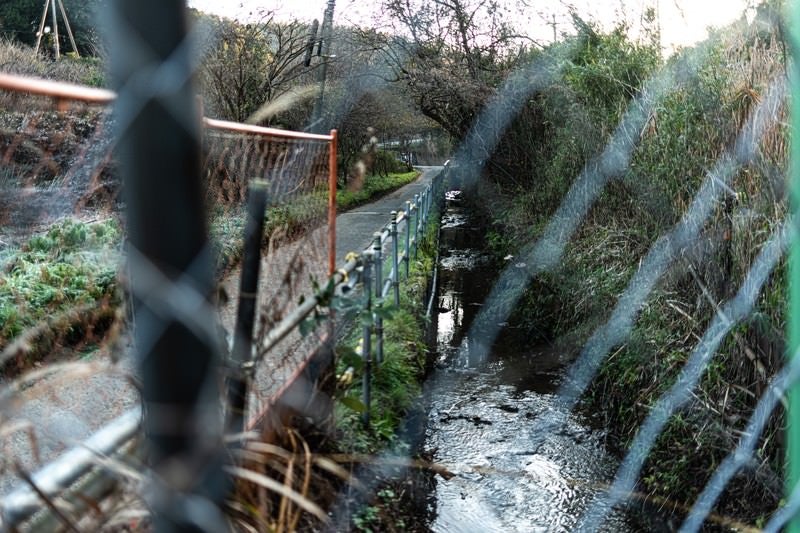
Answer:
xmin=419 ymin=190 xmax=426 ymax=234
xmin=361 ymin=251 xmax=374 ymax=428
xmin=391 ymin=210 xmax=400 ymax=305
xmin=427 ymin=186 xmax=432 ymax=220
xmin=372 ymin=232 xmax=384 ymax=365
xmin=423 ymin=188 xmax=430 ymax=226
xmin=404 ymin=200 xmax=412 ymax=278
xmin=789 ymin=2 xmax=800 ymax=529
xmin=413 ymin=193 xmax=420 ymax=260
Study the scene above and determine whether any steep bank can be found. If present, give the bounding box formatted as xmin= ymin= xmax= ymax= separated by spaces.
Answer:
xmin=476 ymin=8 xmax=787 ymax=527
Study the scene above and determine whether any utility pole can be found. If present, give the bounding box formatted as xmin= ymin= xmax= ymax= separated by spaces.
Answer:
xmin=551 ymin=14 xmax=557 ymax=43
xmin=311 ymin=0 xmax=336 ymax=133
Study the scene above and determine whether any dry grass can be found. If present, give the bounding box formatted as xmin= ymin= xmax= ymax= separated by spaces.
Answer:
xmin=0 ymin=39 xmax=105 ymax=87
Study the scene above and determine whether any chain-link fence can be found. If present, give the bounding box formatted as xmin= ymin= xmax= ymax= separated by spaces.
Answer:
xmin=0 ymin=2 xmax=340 ymax=523
xmin=5 ymin=1 xmax=800 ymax=532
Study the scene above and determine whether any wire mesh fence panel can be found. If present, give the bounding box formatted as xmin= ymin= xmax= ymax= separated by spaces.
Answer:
xmin=0 ymin=69 xmax=338 ymax=527
xmin=0 ymin=78 xmax=137 ymax=515
xmin=203 ymin=120 xmax=336 ymax=418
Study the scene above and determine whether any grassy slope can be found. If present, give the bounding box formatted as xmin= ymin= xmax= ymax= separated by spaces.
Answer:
xmin=484 ymin=13 xmax=787 ymax=525
xmin=337 ymin=170 xmax=420 ymax=211
xmin=212 ymin=170 xmax=421 ymax=276
xmin=0 ymin=39 xmax=105 ymax=86
xmin=0 ymin=219 xmax=121 ymax=370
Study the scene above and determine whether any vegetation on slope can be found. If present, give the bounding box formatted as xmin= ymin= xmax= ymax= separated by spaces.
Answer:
xmin=0 ymin=218 xmax=121 ymax=371
xmin=474 ymin=5 xmax=788 ymax=525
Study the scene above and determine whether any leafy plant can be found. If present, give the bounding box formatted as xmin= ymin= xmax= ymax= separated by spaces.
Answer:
xmin=0 ymin=218 xmax=121 ymax=349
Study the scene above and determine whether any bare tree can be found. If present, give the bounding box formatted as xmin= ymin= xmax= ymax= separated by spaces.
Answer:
xmin=363 ymin=0 xmax=536 ymax=139
xmin=196 ymin=9 xmax=317 ymax=123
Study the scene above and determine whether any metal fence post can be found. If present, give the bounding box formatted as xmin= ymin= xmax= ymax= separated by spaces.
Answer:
xmin=109 ymin=0 xmax=226 ymax=529
xmin=425 ymin=187 xmax=431 ymax=224
xmin=373 ymin=233 xmax=384 ymax=365
xmin=227 ymin=181 xmax=268 ymax=435
xmin=391 ymin=211 xmax=400 ymax=306
xmin=361 ymin=251 xmax=374 ymax=428
xmin=413 ymin=193 xmax=420 ymax=260
xmin=421 ymin=189 xmax=428 ymax=228
xmin=422 ymin=186 xmax=431 ymax=230
xmin=404 ymin=200 xmax=411 ymax=278
xmin=328 ymin=129 xmax=338 ymax=276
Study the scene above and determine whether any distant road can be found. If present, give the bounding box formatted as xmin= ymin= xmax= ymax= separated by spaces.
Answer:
xmin=335 ymin=166 xmax=441 ymax=266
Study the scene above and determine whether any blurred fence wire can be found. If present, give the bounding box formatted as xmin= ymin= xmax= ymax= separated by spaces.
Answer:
xmin=0 ymin=0 xmax=338 ymax=526
xmin=2 ymin=0 xmax=800 ymax=531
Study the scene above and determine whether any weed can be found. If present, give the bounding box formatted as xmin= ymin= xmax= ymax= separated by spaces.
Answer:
xmin=483 ymin=16 xmax=788 ymax=524
xmin=0 ymin=219 xmax=121 ymax=346
xmin=333 ymin=209 xmax=437 ymax=455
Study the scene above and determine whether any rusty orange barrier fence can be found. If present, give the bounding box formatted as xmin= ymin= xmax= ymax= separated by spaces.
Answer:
xmin=0 ymin=72 xmax=338 ymax=275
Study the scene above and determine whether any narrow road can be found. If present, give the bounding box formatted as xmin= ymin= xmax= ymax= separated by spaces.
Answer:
xmin=335 ymin=166 xmax=438 ymax=265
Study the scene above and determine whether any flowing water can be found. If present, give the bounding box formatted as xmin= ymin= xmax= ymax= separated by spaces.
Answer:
xmin=419 ymin=190 xmax=642 ymax=532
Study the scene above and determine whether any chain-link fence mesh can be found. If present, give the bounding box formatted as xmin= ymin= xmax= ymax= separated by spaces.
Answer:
xmin=4 ymin=2 xmax=800 ymax=532
xmin=0 ymin=38 xmax=337 ymax=526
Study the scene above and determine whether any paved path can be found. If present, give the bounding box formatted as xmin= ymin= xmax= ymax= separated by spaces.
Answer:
xmin=217 ymin=166 xmax=441 ymax=420
xmin=334 ymin=166 xmax=439 ymax=265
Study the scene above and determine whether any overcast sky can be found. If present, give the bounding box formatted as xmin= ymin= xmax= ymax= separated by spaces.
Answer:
xmin=187 ymin=0 xmax=753 ymax=54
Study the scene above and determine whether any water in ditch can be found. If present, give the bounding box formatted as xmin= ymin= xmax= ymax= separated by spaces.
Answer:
xmin=418 ymin=189 xmax=642 ymax=532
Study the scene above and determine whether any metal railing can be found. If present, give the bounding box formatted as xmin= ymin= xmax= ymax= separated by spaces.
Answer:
xmin=356 ymin=170 xmax=445 ymax=426
xmin=0 ymin=166 xmax=447 ymax=528
xmin=0 ymin=70 xmax=448 ymax=528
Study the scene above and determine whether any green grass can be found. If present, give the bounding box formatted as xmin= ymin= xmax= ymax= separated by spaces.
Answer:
xmin=337 ymin=171 xmax=421 ymax=211
xmin=476 ymin=17 xmax=788 ymax=524
xmin=210 ymin=171 xmax=421 ymax=275
xmin=0 ymin=218 xmax=121 ymax=347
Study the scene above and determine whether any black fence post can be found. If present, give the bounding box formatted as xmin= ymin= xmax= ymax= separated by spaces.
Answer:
xmin=109 ymin=0 xmax=226 ymax=530
xmin=227 ymin=181 xmax=268 ymax=434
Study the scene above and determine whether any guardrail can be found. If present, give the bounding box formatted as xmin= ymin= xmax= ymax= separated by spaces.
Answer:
xmin=0 ymin=162 xmax=449 ymax=529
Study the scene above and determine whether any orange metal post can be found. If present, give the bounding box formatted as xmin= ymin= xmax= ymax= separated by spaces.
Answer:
xmin=328 ymin=129 xmax=338 ymax=275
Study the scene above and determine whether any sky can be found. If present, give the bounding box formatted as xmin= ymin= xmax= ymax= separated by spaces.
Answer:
xmin=187 ymin=0 xmax=754 ymax=55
